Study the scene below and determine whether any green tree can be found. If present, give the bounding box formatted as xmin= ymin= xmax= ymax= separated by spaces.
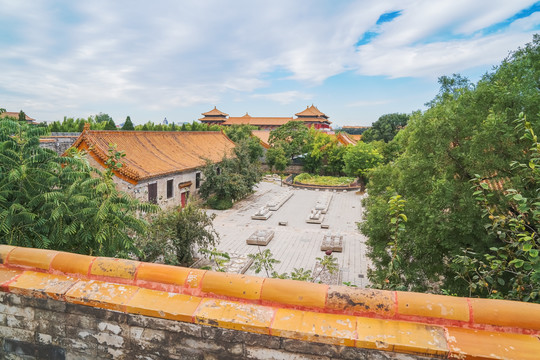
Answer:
xmin=122 ymin=116 xmax=135 ymax=130
xmin=135 ymin=200 xmax=219 ymax=265
xmin=0 ymin=118 xmax=156 ymax=256
xmin=266 ymin=146 xmax=288 ymax=172
xmin=18 ymin=110 xmax=26 ymax=123
xmin=343 ymin=142 xmax=383 ymax=180
xmin=269 ymin=121 xmax=310 ymax=160
xmin=362 ymin=35 xmax=540 ymax=295
xmin=452 ymin=115 xmax=540 ymax=302
xmin=104 ymin=119 xmax=117 ymax=130
xmin=199 ymin=141 xmax=262 ymax=209
xmin=95 ymin=113 xmax=113 ymax=123
xmin=362 ymin=113 xmax=409 ymax=143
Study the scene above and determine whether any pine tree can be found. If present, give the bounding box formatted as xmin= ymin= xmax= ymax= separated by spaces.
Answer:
xmin=122 ymin=116 xmax=135 ymax=130
xmin=104 ymin=119 xmax=117 ymax=130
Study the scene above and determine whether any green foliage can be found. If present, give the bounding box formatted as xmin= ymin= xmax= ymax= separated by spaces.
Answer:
xmin=18 ymin=110 xmax=26 ymax=122
xmin=104 ymin=119 xmax=117 ymax=130
xmin=135 ymin=201 xmax=219 ymax=265
xmin=293 ymin=173 xmax=355 ymax=186
xmin=265 ymin=146 xmax=289 ymax=172
xmin=199 ymin=247 xmax=230 ymax=272
xmin=451 ymin=115 xmax=540 ymax=302
xmin=362 ymin=113 xmax=409 ymax=143
xmin=199 ymin=140 xmax=262 ymax=208
xmin=362 ymin=35 xmax=540 ymax=295
xmin=369 ymin=195 xmax=408 ymax=290
xmin=249 ymin=249 xmax=281 ymax=277
xmin=269 ymin=121 xmax=310 ymax=160
xmin=121 ymin=116 xmax=135 ymax=130
xmin=95 ymin=112 xmax=114 ymax=124
xmin=249 ymin=248 xmax=338 ymax=283
xmin=0 ymin=119 xmax=156 ymax=256
xmin=224 ymin=124 xmax=257 ymax=142
xmin=343 ymin=142 xmax=383 ymax=180
xmin=206 ymin=195 xmax=233 ymax=210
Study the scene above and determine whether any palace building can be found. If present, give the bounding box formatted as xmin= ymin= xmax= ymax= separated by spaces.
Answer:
xmin=199 ymin=105 xmax=332 ymax=130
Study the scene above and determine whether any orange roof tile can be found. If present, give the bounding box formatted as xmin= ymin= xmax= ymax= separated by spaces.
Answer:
xmin=201 ymin=106 xmax=229 ymax=117
xmin=295 ymin=105 xmax=328 ymax=119
xmin=336 ymin=132 xmax=357 ymax=146
xmin=70 ymin=130 xmax=236 ymax=183
xmin=224 ymin=116 xmax=296 ymax=126
xmin=251 ymin=130 xmax=271 ymax=149
xmin=0 ymin=111 xmax=36 ymax=121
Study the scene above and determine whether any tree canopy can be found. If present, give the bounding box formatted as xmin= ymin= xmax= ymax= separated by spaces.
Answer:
xmin=362 ymin=113 xmax=409 ymax=143
xmin=0 ymin=119 xmax=156 ymax=256
xmin=362 ymin=35 xmax=540 ymax=299
xmin=121 ymin=116 xmax=135 ymax=130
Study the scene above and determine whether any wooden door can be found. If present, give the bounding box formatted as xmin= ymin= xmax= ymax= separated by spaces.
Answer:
xmin=181 ymin=192 xmax=187 ymax=208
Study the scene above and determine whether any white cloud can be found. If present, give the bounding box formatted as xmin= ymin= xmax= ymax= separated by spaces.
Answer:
xmin=0 ymin=0 xmax=538 ymax=122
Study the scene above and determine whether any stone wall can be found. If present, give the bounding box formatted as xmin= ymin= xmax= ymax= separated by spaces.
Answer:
xmin=0 ymin=245 xmax=539 ymax=360
xmin=0 ymin=292 xmax=433 ymax=360
xmin=84 ymin=153 xmax=199 ymax=210
xmin=39 ymin=133 xmax=81 ymax=155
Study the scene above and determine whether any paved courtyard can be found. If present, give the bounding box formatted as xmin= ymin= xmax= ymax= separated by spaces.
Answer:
xmin=207 ymin=180 xmax=371 ymax=287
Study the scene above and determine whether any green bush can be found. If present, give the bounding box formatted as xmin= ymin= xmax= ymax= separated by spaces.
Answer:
xmin=207 ymin=195 xmax=233 ymax=210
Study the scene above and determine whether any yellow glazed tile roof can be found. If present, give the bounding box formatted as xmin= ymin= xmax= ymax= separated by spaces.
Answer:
xmin=1 ymin=245 xmax=539 ymax=360
xmin=71 ymin=130 xmax=236 ymax=183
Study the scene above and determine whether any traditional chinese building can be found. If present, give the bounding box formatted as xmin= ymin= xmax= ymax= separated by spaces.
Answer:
xmin=69 ymin=126 xmax=236 ymax=209
xmin=199 ymin=105 xmax=332 ymax=130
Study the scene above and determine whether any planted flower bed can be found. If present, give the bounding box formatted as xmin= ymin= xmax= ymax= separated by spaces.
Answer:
xmin=293 ymin=173 xmax=356 ymax=186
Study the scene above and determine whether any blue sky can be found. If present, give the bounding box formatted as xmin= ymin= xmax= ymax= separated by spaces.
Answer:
xmin=1 ymin=1 xmax=539 ymax=127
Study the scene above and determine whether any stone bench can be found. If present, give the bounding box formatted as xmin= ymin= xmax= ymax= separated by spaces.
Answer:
xmin=306 ymin=209 xmax=324 ymax=224
xmin=321 ymin=232 xmax=343 ymax=252
xmin=251 ymin=206 xmax=272 ymax=220
xmin=246 ymin=229 xmax=275 ymax=246
xmin=266 ymin=191 xmax=294 ymax=211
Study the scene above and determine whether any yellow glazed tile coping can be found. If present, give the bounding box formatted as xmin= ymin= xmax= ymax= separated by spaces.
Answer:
xmin=1 ymin=245 xmax=540 ymax=360
xmin=201 ymin=272 xmax=264 ymax=301
xmin=0 ymin=266 xmax=22 ymax=287
xmin=8 ymin=270 xmax=76 ymax=300
xmin=50 ymin=252 xmax=95 ymax=276
xmin=326 ymin=286 xmax=395 ymax=316
xmin=470 ymin=298 xmax=540 ymax=330
xmin=65 ymin=279 xmax=139 ymax=311
xmin=447 ymin=327 xmax=540 ymax=360
xmin=185 ymin=269 xmax=207 ymax=290
xmin=135 ymin=262 xmax=191 ymax=287
xmin=195 ymin=298 xmax=275 ymax=334
xmin=355 ymin=317 xmax=448 ymax=356
xmin=397 ymin=291 xmax=470 ymax=322
xmin=126 ymin=288 xmax=201 ymax=323
xmin=261 ymin=278 xmax=328 ymax=309
xmin=271 ymin=308 xmax=356 ymax=346
xmin=90 ymin=257 xmax=139 ymax=280
xmin=6 ymin=247 xmax=58 ymax=270
xmin=0 ymin=245 xmax=16 ymax=264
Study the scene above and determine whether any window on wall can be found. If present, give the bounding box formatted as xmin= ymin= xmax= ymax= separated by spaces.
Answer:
xmin=167 ymin=179 xmax=173 ymax=199
xmin=148 ymin=183 xmax=157 ymax=204
xmin=196 ymin=172 xmax=201 ymax=189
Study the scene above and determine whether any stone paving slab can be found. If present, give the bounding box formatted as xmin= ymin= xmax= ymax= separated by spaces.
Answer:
xmin=206 ymin=182 xmax=370 ymax=287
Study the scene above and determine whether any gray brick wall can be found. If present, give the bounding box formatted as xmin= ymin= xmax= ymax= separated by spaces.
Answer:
xmin=0 ymin=292 xmax=436 ymax=360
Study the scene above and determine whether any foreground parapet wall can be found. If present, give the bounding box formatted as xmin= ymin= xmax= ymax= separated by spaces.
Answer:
xmin=0 ymin=245 xmax=539 ymax=359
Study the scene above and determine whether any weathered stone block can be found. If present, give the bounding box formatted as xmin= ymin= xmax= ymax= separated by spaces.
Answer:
xmin=130 ymin=314 xmax=202 ymax=338
xmin=246 ymin=346 xmax=331 ymax=360
xmin=281 ymin=338 xmax=341 ymax=358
